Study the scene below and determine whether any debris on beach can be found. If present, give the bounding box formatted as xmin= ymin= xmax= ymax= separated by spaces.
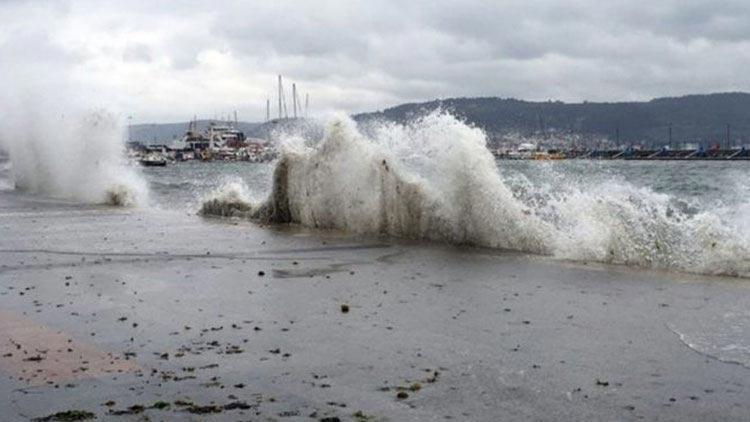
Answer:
xmin=33 ymin=410 xmax=95 ymax=421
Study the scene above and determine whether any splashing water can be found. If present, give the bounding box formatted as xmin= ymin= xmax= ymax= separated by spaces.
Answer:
xmin=200 ymin=112 xmax=750 ymax=277
xmin=0 ymin=110 xmax=149 ymax=207
xmin=0 ymin=157 xmax=12 ymax=191
xmin=200 ymin=178 xmax=255 ymax=218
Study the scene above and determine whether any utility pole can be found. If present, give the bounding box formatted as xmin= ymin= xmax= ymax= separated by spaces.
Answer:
xmin=234 ymin=110 xmax=238 ymax=128
xmin=266 ymin=98 xmax=270 ymax=122
xmin=305 ymin=93 xmax=309 ymax=118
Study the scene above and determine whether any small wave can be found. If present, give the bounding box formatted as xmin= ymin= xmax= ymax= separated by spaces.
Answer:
xmin=105 ymin=184 xmax=140 ymax=207
xmin=199 ymin=180 xmax=255 ymax=218
xmin=669 ymin=310 xmax=750 ymax=368
xmin=201 ymin=112 xmax=750 ymax=278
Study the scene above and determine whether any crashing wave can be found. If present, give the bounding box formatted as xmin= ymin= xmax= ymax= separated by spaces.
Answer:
xmin=205 ymin=116 xmax=549 ymax=252
xmin=201 ymin=112 xmax=750 ymax=278
xmin=0 ymin=109 xmax=149 ymax=207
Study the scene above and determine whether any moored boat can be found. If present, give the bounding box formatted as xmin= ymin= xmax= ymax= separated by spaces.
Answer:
xmin=139 ymin=153 xmax=167 ymax=167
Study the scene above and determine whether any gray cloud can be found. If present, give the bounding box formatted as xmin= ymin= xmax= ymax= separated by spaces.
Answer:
xmin=1 ymin=0 xmax=749 ymax=122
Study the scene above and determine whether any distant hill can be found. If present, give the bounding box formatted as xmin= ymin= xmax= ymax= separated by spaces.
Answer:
xmin=355 ymin=93 xmax=750 ymax=148
xmin=130 ymin=93 xmax=750 ymax=149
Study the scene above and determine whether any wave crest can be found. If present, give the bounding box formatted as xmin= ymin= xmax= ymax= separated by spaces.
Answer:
xmin=201 ymin=112 xmax=750 ymax=277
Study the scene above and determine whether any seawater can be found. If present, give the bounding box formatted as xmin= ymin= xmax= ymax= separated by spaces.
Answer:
xmin=2 ymin=112 xmax=749 ymax=277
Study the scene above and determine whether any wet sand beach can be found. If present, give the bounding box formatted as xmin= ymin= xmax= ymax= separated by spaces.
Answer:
xmin=1 ymin=190 xmax=749 ymax=421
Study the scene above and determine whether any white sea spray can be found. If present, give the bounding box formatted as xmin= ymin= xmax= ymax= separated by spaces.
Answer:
xmin=201 ymin=112 xmax=750 ymax=277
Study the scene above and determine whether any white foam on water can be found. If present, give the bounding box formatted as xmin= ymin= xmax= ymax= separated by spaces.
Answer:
xmin=201 ymin=112 xmax=750 ymax=277
xmin=542 ymin=179 xmax=750 ymax=277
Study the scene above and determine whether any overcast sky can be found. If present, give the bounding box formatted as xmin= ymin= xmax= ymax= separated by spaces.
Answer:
xmin=1 ymin=0 xmax=750 ymax=123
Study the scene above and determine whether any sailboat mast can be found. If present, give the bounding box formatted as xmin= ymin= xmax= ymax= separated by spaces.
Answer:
xmin=278 ymin=75 xmax=282 ymax=120
xmin=292 ymin=83 xmax=297 ymax=118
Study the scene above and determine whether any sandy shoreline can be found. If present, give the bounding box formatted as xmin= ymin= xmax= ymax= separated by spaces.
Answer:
xmin=1 ymin=191 xmax=749 ymax=421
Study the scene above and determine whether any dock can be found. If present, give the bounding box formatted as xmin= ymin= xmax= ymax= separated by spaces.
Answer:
xmin=495 ymin=148 xmax=750 ymax=160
